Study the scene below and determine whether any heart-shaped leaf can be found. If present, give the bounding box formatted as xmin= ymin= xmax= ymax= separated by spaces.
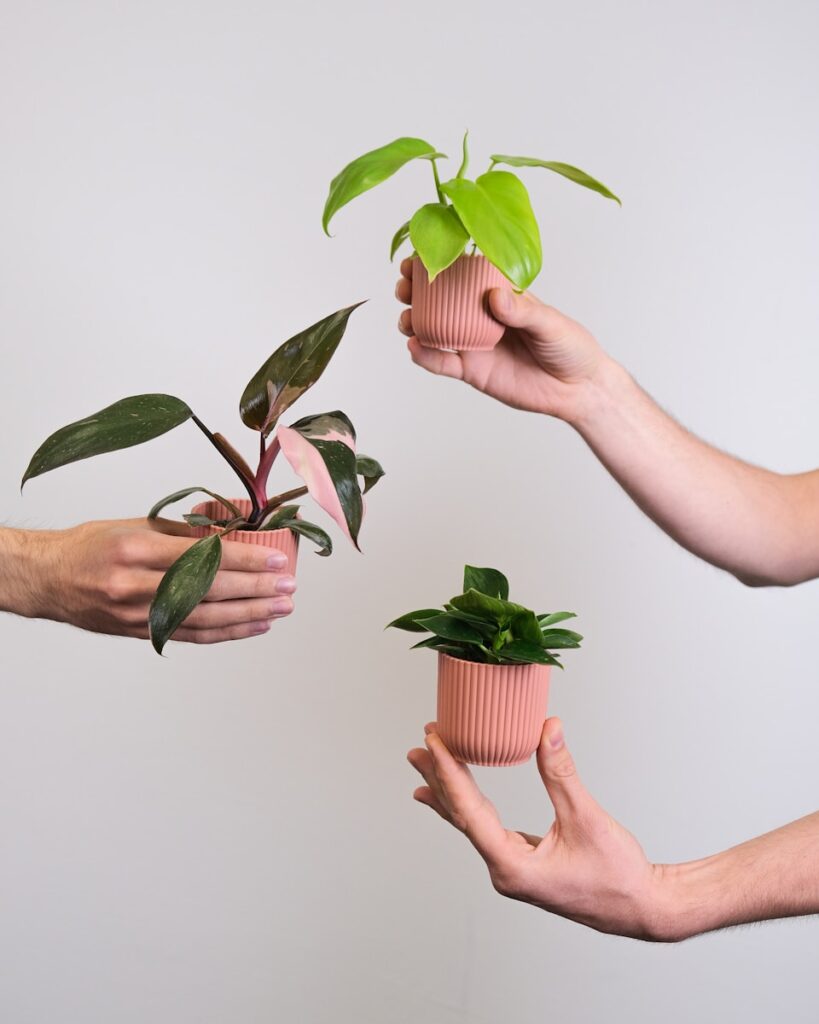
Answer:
xmin=409 ymin=203 xmax=469 ymax=281
xmin=22 ymin=394 xmax=192 ymax=487
xmin=386 ymin=608 xmax=445 ymax=632
xmin=440 ymin=171 xmax=542 ymax=290
xmin=240 ymin=304 xmax=364 ymax=435
xmin=490 ymin=155 xmax=621 ymax=205
xmin=355 ymin=454 xmax=385 ymax=494
xmin=463 ymin=565 xmax=509 ymax=601
xmin=323 ymin=137 xmax=443 ymax=234
xmin=148 ymin=487 xmax=241 ymax=521
xmin=277 ymin=410 xmax=363 ymax=548
xmin=149 ymin=534 xmax=222 ymax=655
xmin=390 ymin=221 xmax=411 ymax=261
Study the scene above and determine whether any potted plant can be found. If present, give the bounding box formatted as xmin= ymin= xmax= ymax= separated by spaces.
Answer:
xmin=388 ymin=565 xmax=582 ymax=766
xmin=22 ymin=303 xmax=385 ymax=655
xmin=323 ymin=133 xmax=620 ymax=351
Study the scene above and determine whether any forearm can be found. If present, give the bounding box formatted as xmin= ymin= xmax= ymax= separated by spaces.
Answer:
xmin=655 ymin=811 xmax=819 ymax=941
xmin=0 ymin=527 xmax=54 ymax=618
xmin=570 ymin=358 xmax=819 ymax=586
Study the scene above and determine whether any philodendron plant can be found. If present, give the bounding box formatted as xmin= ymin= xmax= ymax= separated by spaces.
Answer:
xmin=323 ymin=133 xmax=620 ymax=290
xmin=387 ymin=565 xmax=582 ymax=667
xmin=22 ymin=303 xmax=384 ymax=655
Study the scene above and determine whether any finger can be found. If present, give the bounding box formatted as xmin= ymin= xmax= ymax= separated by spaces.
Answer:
xmin=488 ymin=289 xmax=574 ymax=343
xmin=407 ymin=747 xmax=450 ymax=813
xmin=182 ymin=595 xmax=294 ymax=628
xmin=395 ymin=276 xmax=412 ymax=305
xmin=400 ymin=256 xmax=414 ymax=280
xmin=536 ymin=718 xmax=595 ymax=822
xmin=216 ymin=542 xmax=290 ymax=572
xmin=407 ymin=338 xmax=465 ymax=380
xmin=203 ymin=569 xmax=296 ymax=602
xmin=424 ymin=731 xmax=508 ymax=862
xmin=398 ymin=308 xmax=413 ymax=336
xmin=413 ymin=785 xmax=453 ymax=823
xmin=122 ymin=620 xmax=272 ymax=643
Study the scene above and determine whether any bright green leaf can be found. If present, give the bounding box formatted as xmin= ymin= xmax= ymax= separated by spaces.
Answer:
xmin=441 ymin=171 xmax=542 ymax=290
xmin=490 ymin=155 xmax=621 ymax=205
xmin=149 ymin=534 xmax=222 ymax=655
xmin=409 ymin=203 xmax=469 ymax=281
xmin=22 ymin=394 xmax=192 ymax=487
xmin=456 ymin=130 xmax=469 ymax=179
xmin=537 ymin=611 xmax=577 ymax=628
xmin=390 ymin=221 xmax=411 ymax=261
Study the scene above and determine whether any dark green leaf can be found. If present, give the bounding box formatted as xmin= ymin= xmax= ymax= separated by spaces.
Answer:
xmin=490 ymin=155 xmax=621 ymax=205
xmin=240 ymin=304 xmax=364 ymax=434
xmin=182 ymin=513 xmax=228 ymax=527
xmin=501 ymin=640 xmax=562 ymax=667
xmin=415 ymin=613 xmax=486 ymax=646
xmin=463 ymin=565 xmax=509 ymax=601
xmin=510 ymin=609 xmax=544 ymax=645
xmin=440 ymin=171 xmax=542 ymax=290
xmin=449 ymin=588 xmax=528 ymax=626
xmin=355 ymin=454 xmax=385 ymax=494
xmin=257 ymin=504 xmax=300 ymax=530
xmin=409 ymin=203 xmax=469 ymax=281
xmin=148 ymin=534 xmax=222 ymax=655
xmin=23 ymin=394 xmax=192 ymax=487
xmin=441 ymin=606 xmax=498 ymax=636
xmin=538 ymin=611 xmax=577 ymax=628
xmin=540 ymin=632 xmax=582 ymax=649
xmin=285 ymin=518 xmax=333 ymax=557
xmin=390 ymin=221 xmax=411 ymax=261
xmin=386 ymin=608 xmax=444 ymax=632
xmin=323 ymin=137 xmax=443 ymax=234
xmin=148 ymin=487 xmax=241 ymax=521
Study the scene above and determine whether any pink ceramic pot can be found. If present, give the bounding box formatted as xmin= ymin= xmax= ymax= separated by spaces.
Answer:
xmin=189 ymin=499 xmax=299 ymax=576
xmin=436 ymin=652 xmax=551 ymax=767
xmin=411 ymin=254 xmax=511 ymax=351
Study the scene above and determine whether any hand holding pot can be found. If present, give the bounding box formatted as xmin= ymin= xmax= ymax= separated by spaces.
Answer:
xmin=408 ymin=718 xmax=668 ymax=941
xmin=397 ymin=258 xmax=608 ymax=424
xmin=0 ymin=518 xmax=295 ymax=644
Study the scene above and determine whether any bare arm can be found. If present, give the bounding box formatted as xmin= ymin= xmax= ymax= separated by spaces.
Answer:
xmin=0 ymin=519 xmax=296 ymax=643
xmin=408 ymin=721 xmax=819 ymax=941
xmin=397 ymin=262 xmax=819 ymax=586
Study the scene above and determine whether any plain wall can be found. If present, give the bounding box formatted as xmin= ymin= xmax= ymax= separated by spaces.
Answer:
xmin=1 ymin=1 xmax=817 ymax=1021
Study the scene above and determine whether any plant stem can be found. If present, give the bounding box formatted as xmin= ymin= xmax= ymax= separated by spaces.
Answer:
xmin=191 ymin=415 xmax=262 ymax=513
xmin=431 ymin=159 xmax=445 ymax=204
xmin=255 ymin=434 xmax=281 ymax=501
xmin=261 ymin=486 xmax=308 ymax=515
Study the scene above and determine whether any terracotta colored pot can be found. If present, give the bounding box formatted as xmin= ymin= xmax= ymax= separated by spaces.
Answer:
xmin=189 ymin=499 xmax=299 ymax=576
xmin=411 ymin=253 xmax=511 ymax=352
xmin=436 ymin=652 xmax=551 ymax=767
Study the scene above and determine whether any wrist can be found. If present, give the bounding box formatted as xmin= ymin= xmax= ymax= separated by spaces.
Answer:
xmin=648 ymin=857 xmax=727 ymax=942
xmin=0 ymin=527 xmax=60 ymax=619
xmin=563 ymin=354 xmax=632 ymax=433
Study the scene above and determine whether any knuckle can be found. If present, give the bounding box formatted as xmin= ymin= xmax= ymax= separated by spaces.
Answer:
xmin=550 ymin=752 xmax=578 ymax=780
xmin=103 ymin=571 xmax=135 ymax=604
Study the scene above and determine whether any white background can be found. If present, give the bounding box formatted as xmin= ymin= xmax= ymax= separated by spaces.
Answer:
xmin=1 ymin=1 xmax=817 ymax=1021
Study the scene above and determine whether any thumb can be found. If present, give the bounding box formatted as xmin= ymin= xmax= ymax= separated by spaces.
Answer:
xmin=536 ymin=717 xmax=594 ymax=822
xmin=488 ymin=289 xmax=573 ymax=342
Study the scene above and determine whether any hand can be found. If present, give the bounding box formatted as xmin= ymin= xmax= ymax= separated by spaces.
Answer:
xmin=10 ymin=518 xmax=296 ymax=643
xmin=396 ymin=258 xmax=610 ymax=423
xmin=408 ymin=719 xmax=675 ymax=941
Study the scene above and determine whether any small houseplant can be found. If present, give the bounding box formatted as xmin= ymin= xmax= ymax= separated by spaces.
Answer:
xmin=22 ymin=303 xmax=384 ymax=654
xmin=323 ymin=133 xmax=620 ymax=351
xmin=388 ymin=565 xmax=582 ymax=766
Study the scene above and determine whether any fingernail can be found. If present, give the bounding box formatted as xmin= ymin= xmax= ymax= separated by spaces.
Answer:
xmin=251 ymin=621 xmax=271 ymax=635
xmin=275 ymin=576 xmax=297 ymax=595
xmin=269 ymin=597 xmax=293 ymax=617
xmin=266 ymin=553 xmax=288 ymax=569
xmin=549 ymin=725 xmax=564 ymax=749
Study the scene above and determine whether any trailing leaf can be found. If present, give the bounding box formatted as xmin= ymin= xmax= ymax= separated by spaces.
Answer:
xmin=286 ymin=518 xmax=333 ymax=557
xmin=149 ymin=534 xmax=222 ymax=655
xmin=23 ymin=394 xmax=192 ymax=486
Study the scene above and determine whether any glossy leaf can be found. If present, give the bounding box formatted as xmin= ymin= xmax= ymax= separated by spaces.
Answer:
xmin=415 ymin=613 xmax=486 ymax=646
xmin=390 ymin=221 xmax=411 ymax=261
xmin=323 ymin=137 xmax=443 ymax=234
xmin=510 ymin=608 xmax=545 ymax=645
xmin=502 ymin=640 xmax=563 ymax=667
xmin=409 ymin=203 xmax=469 ymax=281
xmin=355 ymin=454 xmax=385 ymax=494
xmin=387 ymin=609 xmax=445 ymax=632
xmin=286 ymin=518 xmax=333 ymax=557
xmin=449 ymin=588 xmax=528 ymax=625
xmin=277 ymin=411 xmax=363 ymax=547
xmin=538 ymin=611 xmax=577 ymax=628
xmin=540 ymin=631 xmax=583 ymax=649
xmin=240 ymin=303 xmax=364 ymax=434
xmin=491 ymin=155 xmax=621 ymax=205
xmin=22 ymin=394 xmax=192 ymax=487
xmin=147 ymin=487 xmax=240 ymax=521
xmin=149 ymin=534 xmax=222 ymax=655
xmin=441 ymin=171 xmax=542 ymax=290
xmin=463 ymin=565 xmax=509 ymax=601
xmin=257 ymin=504 xmax=300 ymax=530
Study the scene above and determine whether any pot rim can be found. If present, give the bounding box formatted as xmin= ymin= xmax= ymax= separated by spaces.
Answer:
xmin=437 ymin=650 xmax=551 ymax=673
xmin=190 ymin=498 xmax=301 ymax=539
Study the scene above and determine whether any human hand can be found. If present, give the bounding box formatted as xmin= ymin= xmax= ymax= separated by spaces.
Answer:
xmin=396 ymin=259 xmax=610 ymax=423
xmin=12 ymin=517 xmax=296 ymax=643
xmin=408 ymin=718 xmax=674 ymax=941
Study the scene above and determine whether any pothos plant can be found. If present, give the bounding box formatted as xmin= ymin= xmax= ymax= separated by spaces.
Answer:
xmin=387 ymin=565 xmax=582 ymax=667
xmin=21 ymin=303 xmax=384 ymax=654
xmin=323 ymin=133 xmax=620 ymax=290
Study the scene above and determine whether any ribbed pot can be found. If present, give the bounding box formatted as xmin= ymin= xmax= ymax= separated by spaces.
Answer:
xmin=436 ymin=652 xmax=551 ymax=767
xmin=412 ymin=254 xmax=511 ymax=351
xmin=189 ymin=499 xmax=299 ymax=576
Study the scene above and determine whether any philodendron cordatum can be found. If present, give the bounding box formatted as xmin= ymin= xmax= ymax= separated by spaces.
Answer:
xmin=323 ymin=134 xmax=620 ymax=290
xmin=22 ymin=303 xmax=384 ymax=655
xmin=387 ymin=565 xmax=582 ymax=668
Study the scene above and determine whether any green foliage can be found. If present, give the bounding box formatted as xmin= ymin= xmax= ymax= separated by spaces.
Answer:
xmin=387 ymin=564 xmax=582 ymax=667
xmin=324 ymin=133 xmax=620 ymax=289
xmin=149 ymin=534 xmax=223 ymax=655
